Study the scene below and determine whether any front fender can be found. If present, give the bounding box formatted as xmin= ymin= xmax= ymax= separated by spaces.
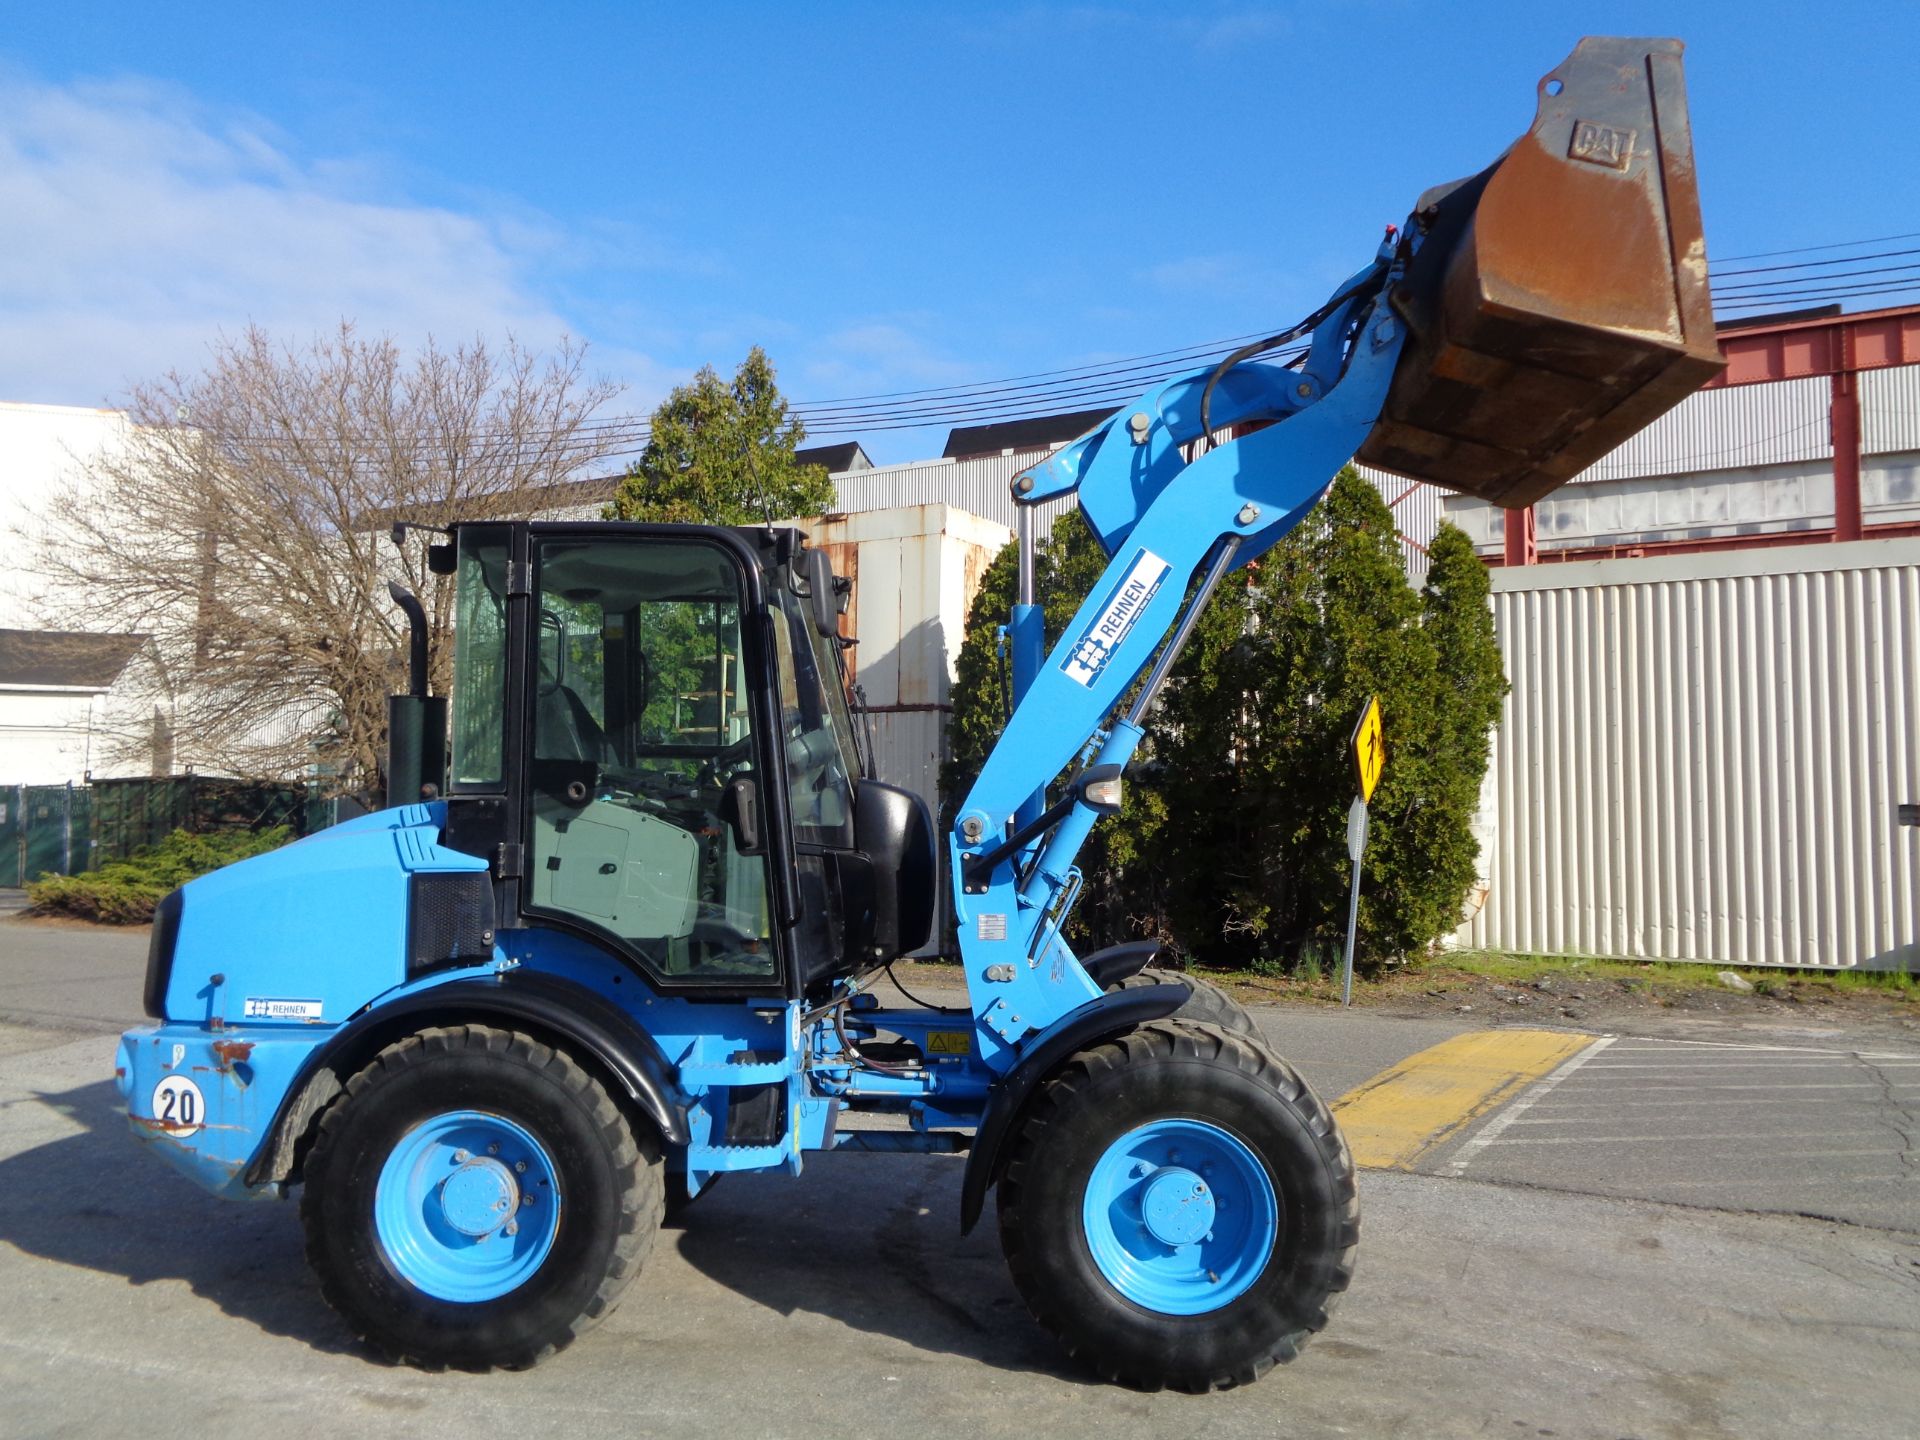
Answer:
xmin=958 ymin=983 xmax=1188 ymax=1235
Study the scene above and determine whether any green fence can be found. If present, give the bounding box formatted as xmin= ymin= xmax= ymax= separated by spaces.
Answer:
xmin=0 ymin=785 xmax=91 ymax=888
xmin=89 ymin=776 xmax=313 ymax=866
xmin=0 ymin=776 xmax=342 ymax=887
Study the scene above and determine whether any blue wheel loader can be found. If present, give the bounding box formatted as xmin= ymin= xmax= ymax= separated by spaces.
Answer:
xmin=116 ymin=38 xmax=1722 ymax=1390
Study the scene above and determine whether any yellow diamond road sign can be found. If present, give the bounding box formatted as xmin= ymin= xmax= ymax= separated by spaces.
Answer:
xmin=1351 ymin=696 xmax=1384 ymax=804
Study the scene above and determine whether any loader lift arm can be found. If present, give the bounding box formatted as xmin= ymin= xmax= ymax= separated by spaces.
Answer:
xmin=949 ymin=242 xmax=1412 ymax=1069
xmin=947 ymin=34 xmax=1724 ymax=1068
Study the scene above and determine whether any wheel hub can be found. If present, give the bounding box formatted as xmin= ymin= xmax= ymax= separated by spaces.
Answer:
xmin=374 ymin=1110 xmax=561 ymax=1303
xmin=1081 ymin=1117 xmax=1281 ymax=1316
xmin=439 ymin=1157 xmax=521 ymax=1237
xmin=1139 ymin=1167 xmax=1214 ymax=1247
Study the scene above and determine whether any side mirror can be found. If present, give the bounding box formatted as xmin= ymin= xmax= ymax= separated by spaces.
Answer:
xmin=720 ymin=776 xmax=762 ymax=855
xmin=853 ymin=778 xmax=936 ymax=958
xmin=802 ymin=548 xmax=840 ymax=640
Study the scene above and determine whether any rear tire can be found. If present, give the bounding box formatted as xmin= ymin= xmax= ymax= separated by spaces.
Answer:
xmin=1112 ymin=966 xmax=1260 ymax=1037
xmin=997 ymin=1019 xmax=1357 ymax=1392
xmin=301 ymin=1024 xmax=662 ymax=1369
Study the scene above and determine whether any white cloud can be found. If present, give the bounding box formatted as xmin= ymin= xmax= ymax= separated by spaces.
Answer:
xmin=794 ymin=320 xmax=982 ymax=397
xmin=0 ymin=72 xmax=655 ymax=407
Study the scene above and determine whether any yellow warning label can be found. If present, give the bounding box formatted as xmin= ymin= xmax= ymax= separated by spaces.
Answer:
xmin=926 ymin=1031 xmax=972 ymax=1056
xmin=1351 ymin=696 xmax=1385 ymax=804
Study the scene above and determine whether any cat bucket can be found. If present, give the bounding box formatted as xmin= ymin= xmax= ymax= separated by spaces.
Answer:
xmin=1357 ymin=36 xmax=1725 ymax=508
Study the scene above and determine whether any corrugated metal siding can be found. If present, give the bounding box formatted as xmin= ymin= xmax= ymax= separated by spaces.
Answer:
xmin=1354 ymin=465 xmax=1443 ymax=583
xmin=865 ymin=707 xmax=951 ymax=956
xmin=1461 ymin=539 xmax=1920 ymax=968
xmin=866 ymin=709 xmax=947 ymax=822
xmin=1568 ymin=377 xmax=1832 ymax=483
xmin=1863 ymin=363 xmax=1920 ymax=456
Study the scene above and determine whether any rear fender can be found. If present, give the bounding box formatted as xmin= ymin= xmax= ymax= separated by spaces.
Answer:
xmin=957 ymin=984 xmax=1187 ymax=1234
xmin=247 ymin=968 xmax=688 ymax=1187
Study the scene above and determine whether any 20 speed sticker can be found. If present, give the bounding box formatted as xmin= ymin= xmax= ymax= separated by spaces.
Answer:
xmin=150 ymin=1074 xmax=206 ymax=1137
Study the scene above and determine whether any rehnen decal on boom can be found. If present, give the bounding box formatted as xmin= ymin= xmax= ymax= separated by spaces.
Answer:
xmin=1061 ymin=548 xmax=1170 ymax=688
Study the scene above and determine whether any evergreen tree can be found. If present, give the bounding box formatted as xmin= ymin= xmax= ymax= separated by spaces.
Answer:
xmin=942 ymin=468 xmax=1506 ymax=970
xmin=609 ymin=347 xmax=832 ymax=524
xmin=1406 ymin=521 xmax=1509 ymax=939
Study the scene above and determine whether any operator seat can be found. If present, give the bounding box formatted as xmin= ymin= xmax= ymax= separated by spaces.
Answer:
xmin=535 ymin=682 xmax=610 ymax=763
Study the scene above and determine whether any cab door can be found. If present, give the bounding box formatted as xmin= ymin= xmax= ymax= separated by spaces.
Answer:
xmin=522 ymin=532 xmax=784 ymax=993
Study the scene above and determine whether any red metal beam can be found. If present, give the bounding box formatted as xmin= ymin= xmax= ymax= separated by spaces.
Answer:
xmin=1709 ymin=303 xmax=1920 ymax=388
xmin=1832 ymin=371 xmax=1864 ymax=542
xmin=1704 ymin=303 xmax=1917 ymax=545
xmin=1502 ymin=505 xmax=1537 ymax=567
xmin=1485 ymin=520 xmax=1920 ymax=566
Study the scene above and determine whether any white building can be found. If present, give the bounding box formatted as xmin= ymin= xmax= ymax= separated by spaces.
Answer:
xmin=0 ymin=401 xmax=162 ymax=784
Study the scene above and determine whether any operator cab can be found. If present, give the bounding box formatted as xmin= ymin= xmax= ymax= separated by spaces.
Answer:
xmin=435 ymin=521 xmax=935 ymax=999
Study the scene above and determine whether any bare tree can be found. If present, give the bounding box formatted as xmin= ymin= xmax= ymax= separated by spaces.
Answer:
xmin=28 ymin=324 xmax=622 ymax=793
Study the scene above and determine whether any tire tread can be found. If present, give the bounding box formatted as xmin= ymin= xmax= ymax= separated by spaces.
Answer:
xmin=1113 ymin=967 xmax=1260 ymax=1037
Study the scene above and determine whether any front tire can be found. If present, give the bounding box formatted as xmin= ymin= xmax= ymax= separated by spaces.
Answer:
xmin=301 ymin=1024 xmax=662 ymax=1369
xmin=1112 ymin=966 xmax=1260 ymax=1037
xmin=997 ymin=1019 xmax=1357 ymax=1391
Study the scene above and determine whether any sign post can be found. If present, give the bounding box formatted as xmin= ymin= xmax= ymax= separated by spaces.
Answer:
xmin=1342 ymin=696 xmax=1384 ymax=1007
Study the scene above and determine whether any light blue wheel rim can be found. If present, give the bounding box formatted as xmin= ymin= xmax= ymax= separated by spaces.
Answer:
xmin=1082 ymin=1118 xmax=1279 ymax=1315
xmin=374 ymin=1110 xmax=561 ymax=1303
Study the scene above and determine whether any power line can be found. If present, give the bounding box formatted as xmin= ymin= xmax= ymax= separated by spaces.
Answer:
xmin=1711 ymin=246 xmax=1920 ymax=279
xmin=1712 ymin=231 xmax=1920 ymax=264
xmin=1711 ymin=262 xmax=1920 ymax=296
xmin=795 ymin=325 xmax=1290 ymax=405
xmin=193 ymin=228 xmax=1920 ymax=456
xmin=1714 ymin=278 xmax=1920 ymax=309
xmin=793 ymin=341 xmax=1296 ymax=421
xmin=791 ymin=343 xmax=1308 ymax=427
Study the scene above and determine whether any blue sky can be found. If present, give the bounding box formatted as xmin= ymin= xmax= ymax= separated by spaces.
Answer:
xmin=4 ymin=2 xmax=1916 ymax=463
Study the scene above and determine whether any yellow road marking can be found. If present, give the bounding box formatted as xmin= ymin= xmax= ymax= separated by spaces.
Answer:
xmin=1332 ymin=1029 xmax=1598 ymax=1170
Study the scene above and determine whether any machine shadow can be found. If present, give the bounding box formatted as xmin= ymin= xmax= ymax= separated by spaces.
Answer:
xmin=1 ymin=1082 xmax=1089 ymax=1382
xmin=0 ymin=1077 xmax=360 ymax=1356
xmin=669 ymin=1148 xmax=1092 ymax=1385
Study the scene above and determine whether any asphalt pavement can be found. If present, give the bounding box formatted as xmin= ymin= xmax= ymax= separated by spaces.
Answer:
xmin=1 ymin=918 xmax=1916 ymax=1439
xmin=1427 ymin=1033 xmax=1920 ymax=1230
xmin=0 ymin=917 xmax=147 ymax=1032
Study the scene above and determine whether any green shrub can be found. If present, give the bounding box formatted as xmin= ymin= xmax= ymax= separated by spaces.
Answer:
xmin=26 ymin=826 xmax=291 ymax=924
xmin=944 ymin=468 xmax=1507 ymax=972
